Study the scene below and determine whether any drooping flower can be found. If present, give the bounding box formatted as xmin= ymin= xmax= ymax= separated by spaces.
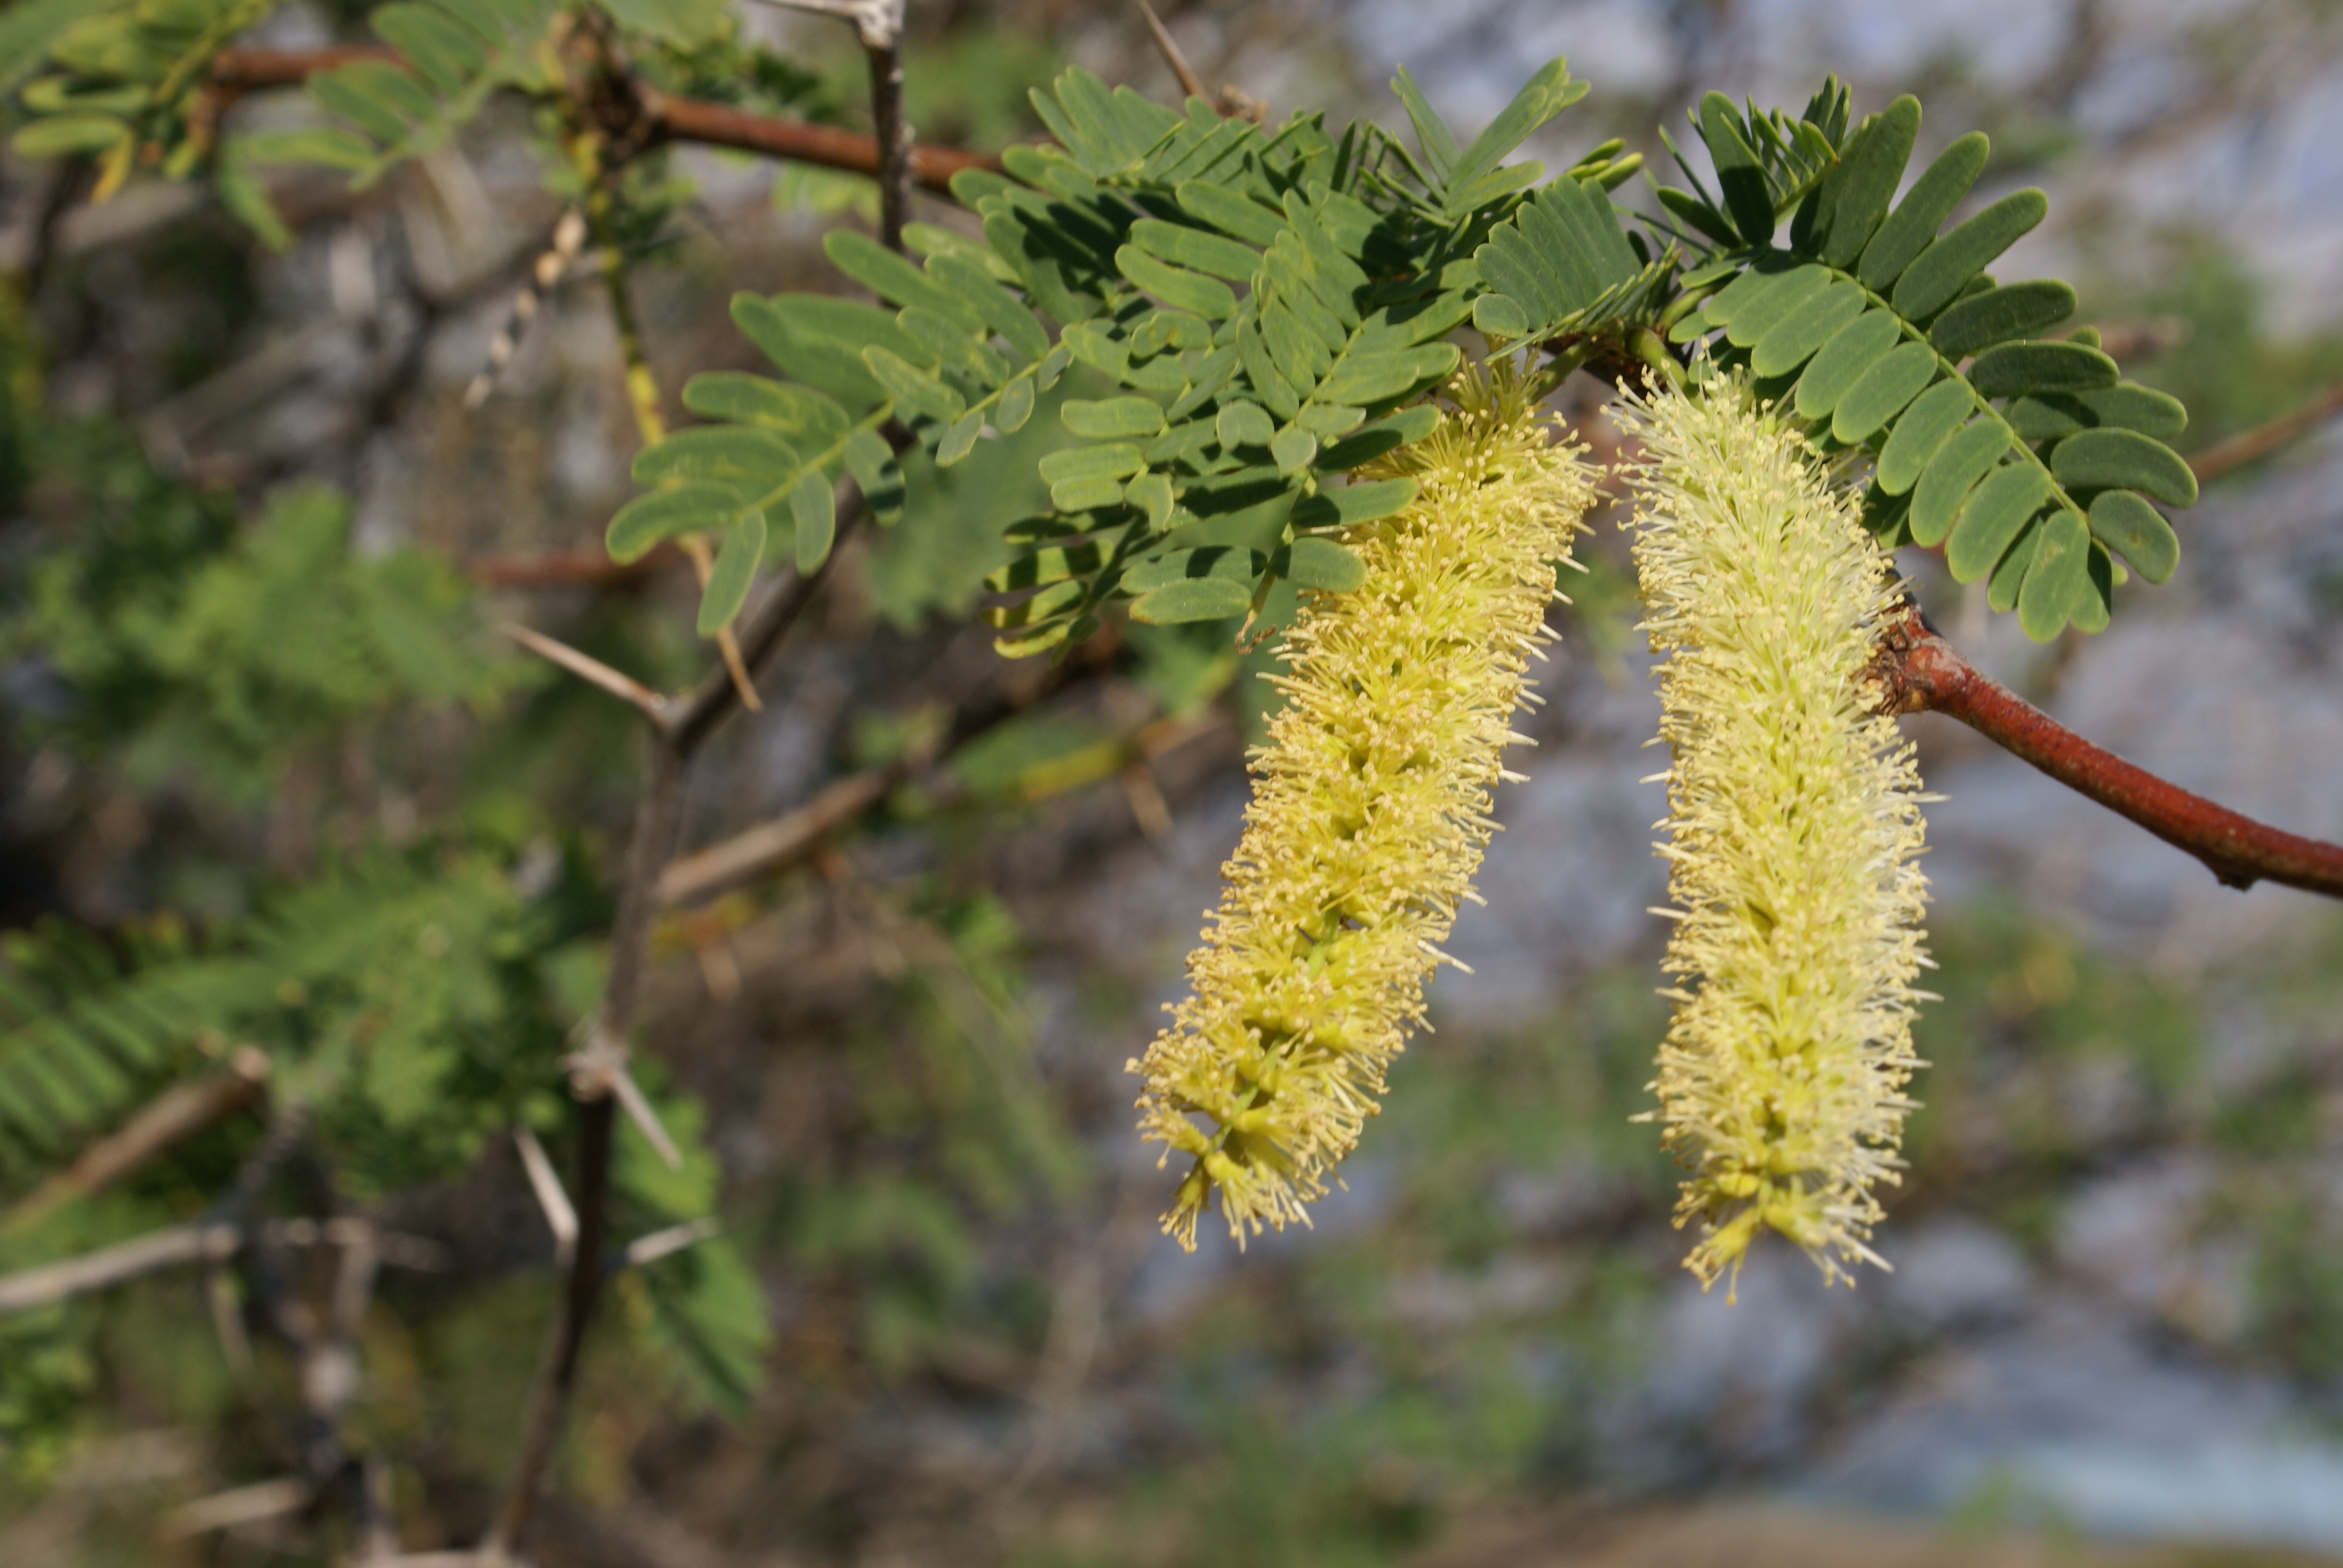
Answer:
xmin=1131 ymin=361 xmax=1596 ymax=1250
xmin=1618 ymin=377 xmax=1932 ymax=1292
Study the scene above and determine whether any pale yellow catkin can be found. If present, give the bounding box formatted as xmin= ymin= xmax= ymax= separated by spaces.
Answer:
xmin=1618 ymin=379 xmax=1932 ymax=1293
xmin=1131 ymin=362 xmax=1596 ymax=1250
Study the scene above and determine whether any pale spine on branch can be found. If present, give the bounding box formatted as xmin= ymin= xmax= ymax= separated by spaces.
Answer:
xmin=1619 ymin=379 xmax=1932 ymax=1293
xmin=1132 ymin=362 xmax=1595 ymax=1250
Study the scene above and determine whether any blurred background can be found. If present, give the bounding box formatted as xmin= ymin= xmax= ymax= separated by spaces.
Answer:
xmin=3 ymin=0 xmax=2343 ymax=1564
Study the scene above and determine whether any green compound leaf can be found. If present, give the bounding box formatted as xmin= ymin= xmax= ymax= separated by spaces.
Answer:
xmin=1271 ymin=536 xmax=1368 ymax=592
xmin=2051 ymin=428 xmax=2199 ymax=508
xmin=2086 ymin=489 xmax=2181 ymax=583
xmin=697 ymin=512 xmax=767 ymax=636
xmin=1667 ymin=86 xmax=2194 ymax=640
xmin=1856 ymin=132 xmax=1987 ymax=290
xmin=1129 ymin=576 xmax=1254 ymax=625
xmin=246 ymin=0 xmax=560 ymax=189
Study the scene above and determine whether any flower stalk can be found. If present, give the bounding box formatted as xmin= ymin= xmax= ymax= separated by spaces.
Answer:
xmin=1132 ymin=364 xmax=1595 ymax=1249
xmin=1619 ymin=381 xmax=1932 ymax=1292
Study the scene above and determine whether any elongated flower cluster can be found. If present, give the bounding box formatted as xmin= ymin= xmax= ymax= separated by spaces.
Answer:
xmin=1132 ymin=364 xmax=1595 ymax=1250
xmin=1619 ymin=381 xmax=1932 ymax=1292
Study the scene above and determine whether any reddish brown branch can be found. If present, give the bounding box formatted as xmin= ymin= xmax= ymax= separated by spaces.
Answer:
xmin=2187 ymin=376 xmax=2343 ymax=482
xmin=206 ymin=48 xmax=994 ymax=196
xmin=1872 ymin=607 xmax=2343 ymax=899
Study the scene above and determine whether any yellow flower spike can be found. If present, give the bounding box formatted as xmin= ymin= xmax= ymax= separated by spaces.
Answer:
xmin=1617 ymin=376 xmax=1933 ymax=1295
xmin=1131 ymin=359 xmax=1597 ymax=1250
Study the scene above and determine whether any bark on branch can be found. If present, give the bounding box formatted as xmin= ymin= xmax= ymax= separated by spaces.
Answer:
xmin=1870 ymin=606 xmax=2343 ymax=900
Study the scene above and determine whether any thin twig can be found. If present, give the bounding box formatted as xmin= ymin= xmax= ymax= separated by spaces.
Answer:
xmin=205 ymin=48 xmax=994 ymax=197
xmin=1135 ymin=0 xmax=1208 ymax=101
xmin=1872 ymin=605 xmax=2343 ymax=899
xmin=656 ymin=763 xmax=906 ymax=907
xmin=656 ymin=626 xmax=1130 ymax=907
xmin=2 ymin=1048 xmax=269 ymax=1231
xmin=159 ymin=1477 xmax=315 ymax=1541
xmin=860 ymin=3 xmax=913 ymax=250
xmin=0 ymin=1219 xmax=442 ymax=1316
xmin=512 ymin=1126 xmax=578 ymax=1264
xmin=623 ymin=1217 xmax=721 ymax=1269
xmin=483 ymin=482 xmax=871 ymax=1558
xmin=2187 ymin=376 xmax=2343 ymax=482
xmin=503 ymin=622 xmax=672 ymax=724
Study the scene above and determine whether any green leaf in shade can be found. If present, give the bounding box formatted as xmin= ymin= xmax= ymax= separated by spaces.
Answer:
xmin=862 ymin=346 xmax=966 ymax=422
xmin=1390 ymin=64 xmax=1460 ymax=181
xmin=1820 ymin=94 xmax=1920 ymax=268
xmin=1117 ymin=245 xmax=1238 ymax=318
xmin=2051 ymin=428 xmax=2198 ymax=507
xmin=1831 ymin=342 xmax=1936 ymax=443
xmin=1987 ymin=515 xmax=2042 ymax=612
xmin=1271 ymin=426 xmax=1317 ymax=473
xmin=1130 ymin=576 xmax=1254 ymax=625
xmin=986 ymin=580 xmax=1086 ymax=629
xmin=2017 ymin=508 xmax=2089 ymax=641
xmin=1121 ymin=545 xmax=1261 ymax=594
xmin=985 ymin=539 xmax=1107 ymax=592
xmin=824 ymin=229 xmax=985 ymax=331
xmin=698 ymin=512 xmax=767 ymax=635
xmin=632 ymin=427 xmax=800 ymax=493
xmin=1909 ymin=420 xmax=2010 ymax=546
xmin=1127 ymin=218 xmax=1260 ymax=281
xmin=1314 ymin=344 xmax=1458 ymax=407
xmin=1271 ymin=536 xmax=1367 ymax=591
xmin=1038 ymin=444 xmax=1145 ymax=485
xmin=730 ymin=295 xmax=886 ymax=409
xmin=1050 ymin=473 xmax=1133 ymax=512
xmin=372 ymin=4 xmax=488 ymax=91
xmin=1857 ymin=131 xmax=1988 ymax=290
xmin=607 ymin=484 xmax=738 ymax=561
xmin=790 ymin=470 xmax=836 ymax=572
xmin=927 ymin=252 xmax=1051 ymax=359
xmin=680 ymin=373 xmax=850 ymax=445
xmin=1875 ymin=377 xmax=1974 ymax=494
xmin=1751 ymin=279 xmax=1866 ymax=377
xmin=2005 ymin=381 xmax=2187 ymax=443
xmin=2086 ymin=489 xmax=2180 ymax=583
xmin=1700 ymin=255 xmax=1802 ymax=327
xmin=236 ymin=127 xmax=379 ymax=171
xmin=1699 ymin=92 xmax=1774 ymax=245
xmin=1176 ymin=178 xmax=1287 ymax=246
xmin=1062 ymin=396 xmax=1167 ymax=439
xmin=1722 ymin=264 xmax=1830 ymax=347
xmin=1928 ymin=279 xmax=2077 ymax=358
xmin=1944 ymin=463 xmax=2054 ymax=581
xmin=1446 ymin=57 xmax=1584 ymax=197
xmin=841 ymin=428 xmax=904 ymax=521
xmin=995 ymin=376 xmax=1036 ymax=433
xmin=2069 ymin=543 xmax=2114 ymax=633
xmin=1656 ymin=185 xmax=1742 ymax=247
xmin=13 ymin=113 xmax=129 ymax=157
xmin=1317 ymin=406 xmax=1441 ymax=470
xmin=1126 ymin=471 xmax=1176 ymax=529
xmin=1792 ymin=309 xmax=1900 ymax=420
xmin=937 ymin=410 xmax=985 ymax=466
xmin=1289 ymin=477 xmax=1417 ymax=531
xmin=1968 ymin=339 xmax=2119 ymax=399
xmin=1890 ymin=188 xmax=2046 ymax=321
xmin=1474 ymin=295 xmax=1530 ymax=339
